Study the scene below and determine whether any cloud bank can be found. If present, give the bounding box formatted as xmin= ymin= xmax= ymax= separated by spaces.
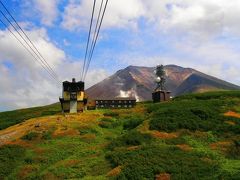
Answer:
xmin=0 ymin=26 xmax=108 ymax=111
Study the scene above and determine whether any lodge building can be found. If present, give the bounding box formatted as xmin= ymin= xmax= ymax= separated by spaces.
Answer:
xmin=94 ymin=97 xmax=136 ymax=109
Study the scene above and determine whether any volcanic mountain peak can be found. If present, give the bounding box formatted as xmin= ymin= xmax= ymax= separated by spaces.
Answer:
xmin=86 ymin=65 xmax=240 ymax=101
xmin=164 ymin=65 xmax=196 ymax=87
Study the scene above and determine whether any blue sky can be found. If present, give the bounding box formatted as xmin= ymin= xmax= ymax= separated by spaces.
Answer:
xmin=1 ymin=0 xmax=240 ymax=111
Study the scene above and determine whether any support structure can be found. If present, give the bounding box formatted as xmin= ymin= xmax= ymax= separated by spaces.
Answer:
xmin=152 ymin=90 xmax=171 ymax=103
xmin=152 ymin=65 xmax=171 ymax=103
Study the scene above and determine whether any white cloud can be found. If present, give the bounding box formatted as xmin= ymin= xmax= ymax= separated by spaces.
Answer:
xmin=0 ymin=27 xmax=64 ymax=74
xmin=61 ymin=0 xmax=88 ymax=31
xmin=30 ymin=0 xmax=60 ymax=26
xmin=61 ymin=0 xmax=240 ymax=37
xmin=0 ymin=27 xmax=63 ymax=110
xmin=61 ymin=0 xmax=145 ymax=31
xmin=60 ymin=0 xmax=240 ymax=87
xmin=179 ymin=41 xmax=240 ymax=84
xmin=84 ymin=69 xmax=109 ymax=88
xmin=0 ymin=26 xmax=108 ymax=111
xmin=103 ymin=0 xmax=145 ymax=29
xmin=117 ymin=39 xmax=240 ymax=86
xmin=142 ymin=0 xmax=240 ymax=38
xmin=161 ymin=4 xmax=222 ymax=37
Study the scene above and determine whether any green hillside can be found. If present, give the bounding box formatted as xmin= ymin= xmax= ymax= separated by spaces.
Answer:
xmin=0 ymin=103 xmax=61 ymax=130
xmin=0 ymin=91 xmax=240 ymax=179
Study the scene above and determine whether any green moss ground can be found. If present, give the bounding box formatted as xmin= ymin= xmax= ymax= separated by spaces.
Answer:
xmin=0 ymin=103 xmax=61 ymax=130
xmin=0 ymin=91 xmax=240 ymax=179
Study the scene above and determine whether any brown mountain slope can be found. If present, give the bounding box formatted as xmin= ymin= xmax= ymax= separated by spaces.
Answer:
xmin=86 ymin=65 xmax=240 ymax=101
xmin=174 ymin=72 xmax=240 ymax=95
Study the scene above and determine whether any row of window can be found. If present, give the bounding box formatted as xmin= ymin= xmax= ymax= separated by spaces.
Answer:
xmin=96 ymin=105 xmax=133 ymax=108
xmin=96 ymin=100 xmax=134 ymax=104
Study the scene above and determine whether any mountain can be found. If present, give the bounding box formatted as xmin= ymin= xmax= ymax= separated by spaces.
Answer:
xmin=174 ymin=72 xmax=240 ymax=95
xmin=86 ymin=65 xmax=240 ymax=101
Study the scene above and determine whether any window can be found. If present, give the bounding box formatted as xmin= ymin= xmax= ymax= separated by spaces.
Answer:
xmin=118 ymin=105 xmax=121 ymax=108
xmin=70 ymin=92 xmax=77 ymax=100
xmin=129 ymin=105 xmax=132 ymax=108
xmin=96 ymin=101 xmax=98 ymax=104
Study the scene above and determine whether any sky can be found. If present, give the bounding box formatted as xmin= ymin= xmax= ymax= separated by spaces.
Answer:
xmin=1 ymin=0 xmax=240 ymax=111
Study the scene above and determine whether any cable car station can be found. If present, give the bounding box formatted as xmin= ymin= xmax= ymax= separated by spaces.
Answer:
xmin=59 ymin=78 xmax=87 ymax=113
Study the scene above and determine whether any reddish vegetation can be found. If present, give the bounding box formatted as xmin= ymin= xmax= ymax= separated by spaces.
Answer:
xmin=127 ymin=146 xmax=140 ymax=151
xmin=18 ymin=165 xmax=38 ymax=179
xmin=155 ymin=173 xmax=171 ymax=180
xmin=43 ymin=172 xmax=59 ymax=180
xmin=107 ymin=166 xmax=122 ymax=177
xmin=88 ymin=143 xmax=108 ymax=151
xmin=151 ymin=131 xmax=178 ymax=139
xmin=210 ymin=141 xmax=232 ymax=152
xmin=176 ymin=144 xmax=192 ymax=151
xmin=138 ymin=121 xmax=178 ymax=140
xmin=5 ymin=139 xmax=32 ymax=148
xmin=46 ymin=159 xmax=80 ymax=168
xmin=53 ymin=129 xmax=79 ymax=137
xmin=224 ymin=111 xmax=240 ymax=118
xmin=0 ymin=112 xmax=102 ymax=147
xmin=80 ymin=133 xmax=96 ymax=140
xmin=33 ymin=147 xmax=46 ymax=154
xmin=63 ymin=159 xmax=80 ymax=167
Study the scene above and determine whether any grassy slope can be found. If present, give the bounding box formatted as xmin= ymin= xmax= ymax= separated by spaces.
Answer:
xmin=0 ymin=103 xmax=61 ymax=130
xmin=0 ymin=91 xmax=240 ymax=179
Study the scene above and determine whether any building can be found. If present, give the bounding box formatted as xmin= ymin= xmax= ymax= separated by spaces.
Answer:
xmin=87 ymin=99 xmax=96 ymax=110
xmin=152 ymin=90 xmax=171 ymax=103
xmin=95 ymin=97 xmax=136 ymax=109
xmin=152 ymin=65 xmax=171 ymax=103
xmin=59 ymin=78 xmax=87 ymax=113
